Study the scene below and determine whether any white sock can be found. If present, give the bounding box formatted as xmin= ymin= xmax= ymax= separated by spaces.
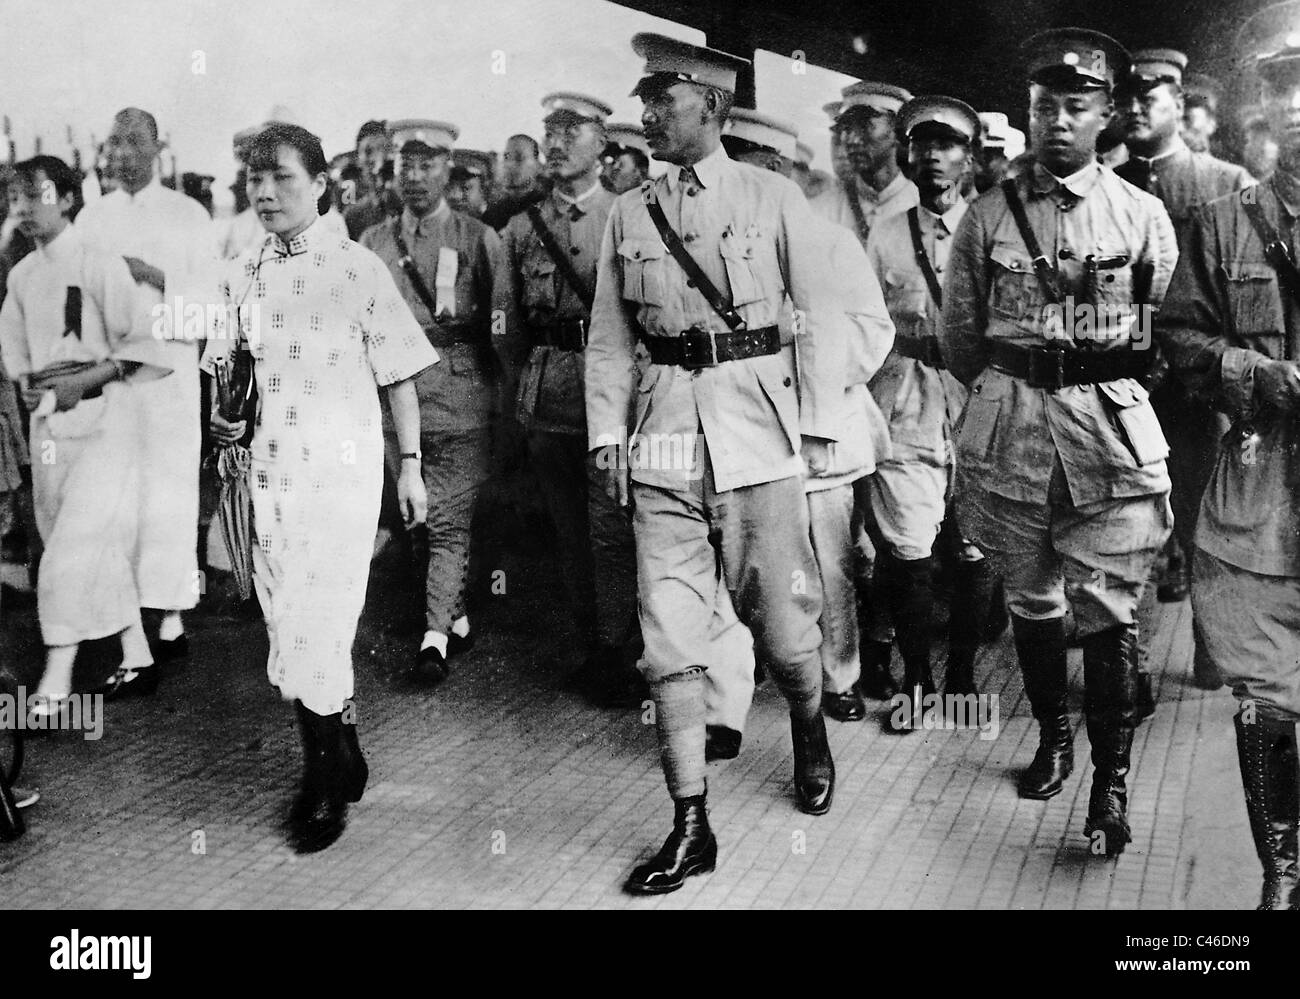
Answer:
xmin=120 ymin=622 xmax=154 ymax=672
xmin=451 ymin=616 xmax=470 ymax=639
xmin=158 ymin=611 xmax=184 ymax=642
xmin=35 ymin=645 xmax=76 ymax=700
xmin=421 ymin=630 xmax=448 ymax=657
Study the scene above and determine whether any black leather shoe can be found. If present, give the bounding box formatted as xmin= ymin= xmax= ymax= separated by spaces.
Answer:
xmin=624 ymin=795 xmax=717 ymax=895
xmin=98 ymin=665 xmax=160 ymax=701
xmin=858 ymin=640 xmax=897 ymax=701
xmin=150 ymin=634 xmax=190 ymax=665
xmin=446 ymin=632 xmax=475 ymax=659
xmin=407 ymin=646 xmax=449 ymax=687
xmin=823 ymin=687 xmax=866 ymax=722
xmin=792 ymin=713 xmax=835 ymax=814
xmin=705 ymin=725 xmax=742 ymax=761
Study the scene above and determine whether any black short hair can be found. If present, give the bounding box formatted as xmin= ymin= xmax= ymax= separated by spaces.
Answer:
xmin=14 ymin=155 xmax=79 ymax=202
xmin=356 ymin=120 xmax=388 ymax=146
xmin=507 ymin=134 xmax=540 ymax=158
xmin=1184 ymin=94 xmax=1216 ymax=115
xmin=621 ymin=146 xmax=649 ymax=174
xmin=115 ymin=107 xmax=159 ymax=142
xmin=247 ymin=123 xmax=329 ymax=178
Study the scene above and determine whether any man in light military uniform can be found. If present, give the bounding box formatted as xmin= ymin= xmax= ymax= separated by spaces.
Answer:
xmin=1156 ymin=0 xmax=1300 ymax=912
xmin=939 ymin=29 xmax=1177 ymax=856
xmin=863 ymin=96 xmax=996 ymax=731
xmin=812 ymin=82 xmax=918 ymax=246
xmin=1117 ymin=49 xmax=1252 ymax=692
xmin=719 ymin=107 xmax=895 ymax=725
xmin=586 ymin=34 xmax=846 ymax=894
xmin=499 ymin=93 xmax=645 ymax=705
xmin=360 ymin=120 xmax=510 ymax=685
xmin=974 ymin=113 xmax=1026 ymax=195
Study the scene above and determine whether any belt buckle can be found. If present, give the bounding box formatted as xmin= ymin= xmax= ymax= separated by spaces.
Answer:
xmin=573 ymin=318 xmax=588 ymax=349
xmin=680 ymin=326 xmax=719 ymax=369
xmin=1025 ymin=344 xmax=1066 ymax=390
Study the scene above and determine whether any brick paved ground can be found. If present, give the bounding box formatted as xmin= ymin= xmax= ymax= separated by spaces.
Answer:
xmin=0 ymin=508 xmax=1256 ymax=909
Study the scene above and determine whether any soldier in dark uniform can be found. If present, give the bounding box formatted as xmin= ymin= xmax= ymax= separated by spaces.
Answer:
xmin=939 ymin=28 xmax=1177 ymax=856
xmin=1117 ymin=49 xmax=1253 ymax=693
xmin=1156 ymin=0 xmax=1300 ymax=912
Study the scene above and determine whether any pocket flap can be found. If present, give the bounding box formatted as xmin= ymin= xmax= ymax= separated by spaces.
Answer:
xmin=618 ymin=238 xmax=666 ymax=262
xmin=718 ymin=238 xmax=757 ymax=262
xmin=1097 ymin=378 xmax=1149 ymax=408
xmin=991 ymin=245 xmax=1035 ymax=273
xmin=1223 ymin=262 xmax=1277 ymax=283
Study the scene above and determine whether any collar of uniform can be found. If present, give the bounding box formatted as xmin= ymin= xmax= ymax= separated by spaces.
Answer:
xmin=1030 ymin=159 xmax=1101 ymax=200
xmin=921 ymin=198 xmax=967 ymax=234
xmin=402 ymin=198 xmax=449 ymax=236
xmin=263 ymin=214 xmax=328 ymax=256
xmin=553 ymin=178 xmax=605 ymax=214
xmin=36 ymin=221 xmax=79 ymax=262
xmin=665 ymin=143 xmax=731 ymax=194
xmin=1273 ymin=170 xmax=1300 ymax=219
xmin=1128 ymin=133 xmax=1189 ymax=169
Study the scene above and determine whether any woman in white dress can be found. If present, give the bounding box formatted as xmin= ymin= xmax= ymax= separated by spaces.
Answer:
xmin=206 ymin=125 xmax=435 ymax=853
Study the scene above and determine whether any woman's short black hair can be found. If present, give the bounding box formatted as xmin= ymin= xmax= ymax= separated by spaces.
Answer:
xmin=246 ymin=123 xmax=329 ymax=179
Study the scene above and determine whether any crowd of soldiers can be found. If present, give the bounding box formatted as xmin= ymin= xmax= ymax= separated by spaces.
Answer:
xmin=3 ymin=2 xmax=1300 ymax=909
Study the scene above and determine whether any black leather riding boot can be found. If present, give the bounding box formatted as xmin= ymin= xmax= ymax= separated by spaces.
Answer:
xmin=1012 ymin=614 xmax=1074 ymax=799
xmin=1082 ymin=624 xmax=1141 ymax=857
xmin=1235 ymin=711 xmax=1300 ymax=910
xmin=883 ymin=553 xmax=936 ymax=734
xmin=289 ymin=702 xmax=348 ymax=854
xmin=791 ymin=712 xmax=835 ymax=814
xmin=945 ymin=558 xmax=988 ymax=698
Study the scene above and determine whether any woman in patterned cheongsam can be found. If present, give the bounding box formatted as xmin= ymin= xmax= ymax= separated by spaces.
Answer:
xmin=206 ymin=125 xmax=436 ymax=854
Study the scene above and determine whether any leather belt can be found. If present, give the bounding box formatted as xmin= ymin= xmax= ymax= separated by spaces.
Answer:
xmin=892 ymin=334 xmax=946 ymax=370
xmin=641 ymin=325 xmax=780 ymax=370
xmin=527 ymin=318 xmax=587 ymax=351
xmin=989 ymin=341 xmax=1154 ymax=390
xmin=423 ymin=323 xmax=485 ymax=348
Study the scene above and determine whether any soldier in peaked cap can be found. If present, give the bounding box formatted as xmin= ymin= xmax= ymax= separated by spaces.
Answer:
xmin=720 ymin=107 xmax=897 ymax=728
xmin=496 ymin=92 xmax=647 ymax=708
xmin=938 ymin=28 xmax=1177 ymax=857
xmin=602 ymin=123 xmax=652 ymax=195
xmin=1116 ymin=47 xmax=1251 ymax=692
xmin=812 ymin=81 xmax=918 ymax=245
xmin=1156 ymin=0 xmax=1300 ymax=909
xmin=1181 ymin=72 xmax=1224 ymax=155
xmin=359 ymin=119 xmax=512 ymax=686
xmin=344 ymin=119 xmax=398 ymax=240
xmin=862 ymin=96 xmax=1001 ymax=733
xmin=586 ymin=32 xmax=848 ymax=893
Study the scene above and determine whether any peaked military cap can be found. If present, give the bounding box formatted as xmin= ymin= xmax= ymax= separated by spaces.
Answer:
xmin=1022 ymin=27 xmax=1130 ymax=90
xmin=629 ymin=32 xmax=750 ymax=97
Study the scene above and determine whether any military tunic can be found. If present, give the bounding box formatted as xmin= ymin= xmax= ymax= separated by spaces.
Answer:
xmin=939 ymin=159 xmax=1177 ymax=633
xmin=811 ymin=171 xmax=918 ymax=247
xmin=1157 ymin=175 xmax=1300 ymax=716
xmin=361 ymin=200 xmax=509 ymax=634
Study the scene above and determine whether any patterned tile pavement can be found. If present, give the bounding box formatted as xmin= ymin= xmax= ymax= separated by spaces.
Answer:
xmin=0 ymin=522 xmax=1256 ymax=909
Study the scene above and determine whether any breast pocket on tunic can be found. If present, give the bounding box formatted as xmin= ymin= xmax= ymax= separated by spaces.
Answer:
xmin=1222 ymin=262 xmax=1286 ymax=339
xmin=883 ymin=267 xmax=928 ymax=322
xmin=1098 ymin=379 xmax=1170 ymax=466
xmin=989 ymin=244 xmax=1044 ymax=325
xmin=523 ymin=252 xmax=559 ymax=312
xmin=618 ymin=239 xmax=667 ymax=307
xmin=718 ymin=236 xmax=767 ymax=307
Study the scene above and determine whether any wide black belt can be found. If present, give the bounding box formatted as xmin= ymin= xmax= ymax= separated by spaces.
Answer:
xmin=892 ymin=334 xmax=946 ymax=370
xmin=423 ymin=323 xmax=485 ymax=348
xmin=641 ymin=325 xmax=780 ymax=370
xmin=527 ymin=318 xmax=587 ymax=351
xmin=989 ymin=341 xmax=1154 ymax=390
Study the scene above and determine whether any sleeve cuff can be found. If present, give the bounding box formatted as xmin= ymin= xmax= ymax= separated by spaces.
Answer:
xmin=1222 ymin=346 xmax=1262 ymax=414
